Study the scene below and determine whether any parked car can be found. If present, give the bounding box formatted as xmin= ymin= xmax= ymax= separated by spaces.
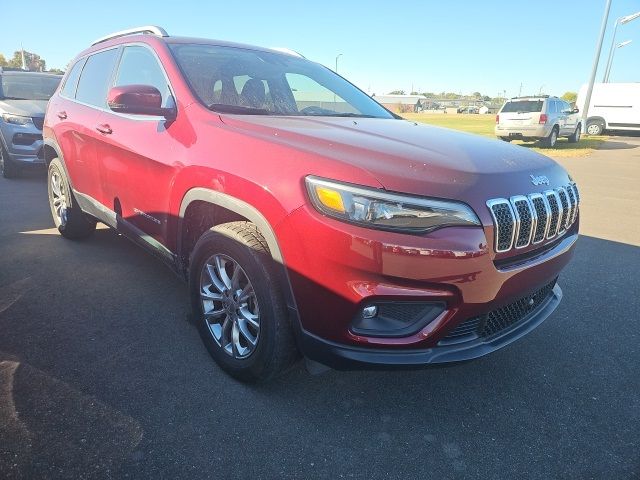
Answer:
xmin=0 ymin=68 xmax=62 ymax=177
xmin=577 ymin=83 xmax=640 ymax=135
xmin=457 ymin=105 xmax=479 ymax=114
xmin=495 ymin=96 xmax=581 ymax=147
xmin=44 ymin=26 xmax=580 ymax=382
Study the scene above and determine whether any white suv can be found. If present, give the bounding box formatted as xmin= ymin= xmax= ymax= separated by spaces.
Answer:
xmin=495 ymin=96 xmax=581 ymax=148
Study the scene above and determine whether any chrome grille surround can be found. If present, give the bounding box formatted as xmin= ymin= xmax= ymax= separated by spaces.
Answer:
xmin=487 ymin=183 xmax=579 ymax=253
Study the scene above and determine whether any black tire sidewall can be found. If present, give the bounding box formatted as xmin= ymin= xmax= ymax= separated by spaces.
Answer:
xmin=47 ymin=158 xmax=95 ymax=238
xmin=1 ymin=142 xmax=18 ymax=178
xmin=189 ymin=228 xmax=285 ymax=381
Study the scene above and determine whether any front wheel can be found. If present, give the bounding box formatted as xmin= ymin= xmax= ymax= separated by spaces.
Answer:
xmin=0 ymin=143 xmax=19 ymax=178
xmin=47 ymin=158 xmax=96 ymax=239
xmin=189 ymin=222 xmax=298 ymax=382
xmin=568 ymin=124 xmax=581 ymax=143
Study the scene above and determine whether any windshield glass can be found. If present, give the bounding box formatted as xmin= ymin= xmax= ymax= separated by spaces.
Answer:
xmin=169 ymin=43 xmax=394 ymax=118
xmin=501 ymin=100 xmax=543 ymax=113
xmin=0 ymin=73 xmax=61 ymax=100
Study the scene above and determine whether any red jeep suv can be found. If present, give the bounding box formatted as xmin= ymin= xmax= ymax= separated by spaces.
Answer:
xmin=43 ymin=26 xmax=579 ymax=381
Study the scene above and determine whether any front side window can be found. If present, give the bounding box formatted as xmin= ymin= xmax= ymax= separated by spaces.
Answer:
xmin=0 ymin=73 xmax=61 ymax=101
xmin=75 ymin=48 xmax=119 ymax=107
xmin=169 ymin=43 xmax=393 ymax=118
xmin=114 ymin=46 xmax=172 ymax=107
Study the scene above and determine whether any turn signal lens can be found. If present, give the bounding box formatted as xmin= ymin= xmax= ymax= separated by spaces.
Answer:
xmin=315 ymin=186 xmax=346 ymax=213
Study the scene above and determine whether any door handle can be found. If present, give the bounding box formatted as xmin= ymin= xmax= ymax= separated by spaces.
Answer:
xmin=57 ymin=111 xmax=67 ymax=120
xmin=95 ymin=124 xmax=112 ymax=135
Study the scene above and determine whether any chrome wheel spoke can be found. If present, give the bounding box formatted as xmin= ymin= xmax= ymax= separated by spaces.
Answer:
xmin=238 ymin=319 xmax=258 ymax=346
xmin=215 ymin=256 xmax=232 ymax=290
xmin=238 ymin=306 xmax=259 ymax=329
xmin=206 ymin=265 xmax=226 ymax=294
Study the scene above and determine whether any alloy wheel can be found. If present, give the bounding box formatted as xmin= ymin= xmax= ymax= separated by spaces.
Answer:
xmin=200 ymin=254 xmax=260 ymax=359
xmin=50 ymin=171 xmax=68 ymax=224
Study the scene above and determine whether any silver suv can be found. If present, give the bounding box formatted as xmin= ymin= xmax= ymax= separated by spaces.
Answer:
xmin=495 ymin=96 xmax=581 ymax=148
xmin=0 ymin=68 xmax=61 ymax=178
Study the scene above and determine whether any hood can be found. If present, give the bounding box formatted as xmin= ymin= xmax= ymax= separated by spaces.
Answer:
xmin=219 ymin=116 xmax=571 ymax=204
xmin=0 ymin=99 xmax=48 ymax=118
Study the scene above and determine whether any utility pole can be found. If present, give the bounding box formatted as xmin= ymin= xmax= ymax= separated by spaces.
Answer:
xmin=518 ymin=83 xmax=523 ymax=96
xmin=21 ymin=44 xmax=26 ymax=70
xmin=582 ymin=0 xmax=612 ymax=133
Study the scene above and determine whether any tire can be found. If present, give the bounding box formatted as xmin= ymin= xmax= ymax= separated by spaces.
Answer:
xmin=189 ymin=221 xmax=298 ymax=382
xmin=586 ymin=120 xmax=604 ymax=136
xmin=568 ymin=124 xmax=581 ymax=143
xmin=0 ymin=142 xmax=19 ymax=179
xmin=47 ymin=158 xmax=96 ymax=239
xmin=542 ymin=127 xmax=559 ymax=148
xmin=499 ymin=136 xmax=512 ymax=142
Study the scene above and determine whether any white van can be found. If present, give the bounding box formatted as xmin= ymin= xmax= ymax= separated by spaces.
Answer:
xmin=577 ymin=83 xmax=640 ymax=135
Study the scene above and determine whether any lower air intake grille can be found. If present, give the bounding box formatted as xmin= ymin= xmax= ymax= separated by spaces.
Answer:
xmin=441 ymin=279 xmax=557 ymax=342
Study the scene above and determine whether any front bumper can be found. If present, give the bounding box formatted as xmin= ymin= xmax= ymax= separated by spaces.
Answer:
xmin=0 ymin=121 xmax=45 ymax=164
xmin=299 ymin=283 xmax=562 ymax=369
xmin=277 ymin=204 xmax=577 ymax=366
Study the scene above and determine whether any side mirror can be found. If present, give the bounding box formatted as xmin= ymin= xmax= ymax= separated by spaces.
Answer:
xmin=571 ymin=107 xmax=579 ymax=114
xmin=107 ymin=84 xmax=176 ymax=120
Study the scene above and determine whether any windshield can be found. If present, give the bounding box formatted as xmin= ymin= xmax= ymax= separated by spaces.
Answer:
xmin=501 ymin=100 xmax=543 ymax=113
xmin=169 ymin=43 xmax=394 ymax=118
xmin=0 ymin=73 xmax=61 ymax=101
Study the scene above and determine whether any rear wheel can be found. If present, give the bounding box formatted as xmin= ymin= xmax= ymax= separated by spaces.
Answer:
xmin=568 ymin=124 xmax=581 ymax=143
xmin=586 ymin=120 xmax=604 ymax=136
xmin=0 ymin=143 xmax=19 ymax=179
xmin=542 ymin=127 xmax=558 ymax=148
xmin=190 ymin=221 xmax=298 ymax=382
xmin=47 ymin=158 xmax=96 ymax=239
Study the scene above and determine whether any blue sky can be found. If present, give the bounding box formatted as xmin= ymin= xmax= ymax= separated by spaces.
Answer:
xmin=2 ymin=0 xmax=638 ymax=97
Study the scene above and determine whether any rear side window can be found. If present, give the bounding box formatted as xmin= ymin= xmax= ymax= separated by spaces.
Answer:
xmin=114 ymin=46 xmax=172 ymax=107
xmin=75 ymin=48 xmax=119 ymax=107
xmin=60 ymin=58 xmax=85 ymax=99
xmin=501 ymin=100 xmax=543 ymax=113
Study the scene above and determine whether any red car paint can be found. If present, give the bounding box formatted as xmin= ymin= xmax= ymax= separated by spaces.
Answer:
xmin=43 ymin=33 xmax=578 ymax=368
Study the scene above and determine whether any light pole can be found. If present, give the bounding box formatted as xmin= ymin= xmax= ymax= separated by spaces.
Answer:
xmin=604 ymin=40 xmax=633 ymax=82
xmin=335 ymin=53 xmax=343 ymax=73
xmin=603 ymin=11 xmax=640 ymax=82
xmin=581 ymin=0 xmax=612 ymax=134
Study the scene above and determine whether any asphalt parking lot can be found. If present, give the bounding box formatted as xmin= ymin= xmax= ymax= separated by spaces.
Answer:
xmin=1 ymin=138 xmax=639 ymax=479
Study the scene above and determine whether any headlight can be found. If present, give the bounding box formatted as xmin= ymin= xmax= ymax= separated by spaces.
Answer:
xmin=305 ymin=176 xmax=480 ymax=233
xmin=1 ymin=113 xmax=34 ymax=126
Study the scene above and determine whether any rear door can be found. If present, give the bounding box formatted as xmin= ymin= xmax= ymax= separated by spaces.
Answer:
xmin=96 ymin=44 xmax=177 ymax=246
xmin=53 ymin=48 xmax=119 ymax=206
xmin=560 ymin=100 xmax=577 ymax=133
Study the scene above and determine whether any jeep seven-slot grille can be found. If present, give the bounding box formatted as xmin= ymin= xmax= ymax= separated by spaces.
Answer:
xmin=440 ymin=279 xmax=557 ymax=342
xmin=487 ymin=183 xmax=579 ymax=253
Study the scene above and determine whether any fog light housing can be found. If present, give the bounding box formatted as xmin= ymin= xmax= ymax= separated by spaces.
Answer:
xmin=351 ymin=301 xmax=446 ymax=338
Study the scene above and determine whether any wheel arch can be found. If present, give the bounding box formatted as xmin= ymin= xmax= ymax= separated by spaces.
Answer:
xmin=177 ymin=188 xmax=300 ymax=319
xmin=42 ymin=138 xmax=75 ymax=191
xmin=587 ymin=116 xmax=606 ymax=127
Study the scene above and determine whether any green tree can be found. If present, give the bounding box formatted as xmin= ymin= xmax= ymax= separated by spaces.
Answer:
xmin=421 ymin=92 xmax=435 ymax=98
xmin=472 ymin=91 xmax=482 ymax=98
xmin=410 ymin=91 xmax=419 ymax=95
xmin=8 ymin=50 xmax=46 ymax=71
xmin=0 ymin=53 xmax=7 ymax=67
xmin=561 ymin=91 xmax=577 ymax=103
xmin=388 ymin=90 xmax=405 ymax=95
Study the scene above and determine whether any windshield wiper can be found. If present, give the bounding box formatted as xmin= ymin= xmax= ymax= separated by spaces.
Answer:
xmin=207 ymin=103 xmax=270 ymax=115
xmin=0 ymin=96 xmax=29 ymax=100
xmin=300 ymin=112 xmax=377 ymax=118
